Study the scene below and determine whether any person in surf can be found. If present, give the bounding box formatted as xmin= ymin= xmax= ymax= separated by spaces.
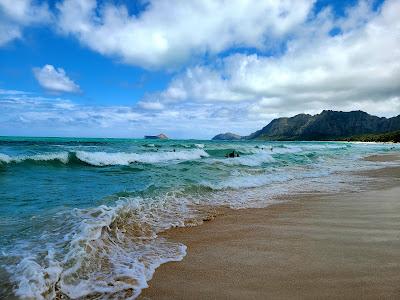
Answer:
xmin=225 ymin=151 xmax=239 ymax=158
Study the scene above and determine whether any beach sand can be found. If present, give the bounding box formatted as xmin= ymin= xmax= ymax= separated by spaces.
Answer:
xmin=140 ymin=158 xmax=400 ymax=299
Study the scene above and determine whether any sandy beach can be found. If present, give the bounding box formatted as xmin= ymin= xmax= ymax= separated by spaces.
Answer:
xmin=141 ymin=156 xmax=400 ymax=299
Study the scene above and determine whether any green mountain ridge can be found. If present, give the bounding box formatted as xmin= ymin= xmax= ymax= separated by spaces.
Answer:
xmin=212 ymin=110 xmax=400 ymax=141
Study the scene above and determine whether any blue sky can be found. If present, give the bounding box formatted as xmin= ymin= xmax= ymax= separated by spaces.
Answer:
xmin=0 ymin=0 xmax=398 ymax=139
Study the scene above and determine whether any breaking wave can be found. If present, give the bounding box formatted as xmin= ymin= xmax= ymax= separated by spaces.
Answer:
xmin=0 ymin=152 xmax=70 ymax=164
xmin=206 ymin=151 xmax=275 ymax=167
xmin=7 ymin=195 xmax=190 ymax=299
xmin=0 ymin=149 xmax=209 ymax=167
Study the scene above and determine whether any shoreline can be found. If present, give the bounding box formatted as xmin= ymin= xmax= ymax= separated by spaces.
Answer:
xmin=140 ymin=155 xmax=400 ymax=299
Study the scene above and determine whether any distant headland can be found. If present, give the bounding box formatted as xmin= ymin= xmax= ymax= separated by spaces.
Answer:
xmin=212 ymin=110 xmax=400 ymax=142
xmin=145 ymin=133 xmax=169 ymax=140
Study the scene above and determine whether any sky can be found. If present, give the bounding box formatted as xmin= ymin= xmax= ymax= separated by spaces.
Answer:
xmin=0 ymin=0 xmax=399 ymax=139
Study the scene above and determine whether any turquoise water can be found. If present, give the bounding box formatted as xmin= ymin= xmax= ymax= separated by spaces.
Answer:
xmin=0 ymin=137 xmax=399 ymax=299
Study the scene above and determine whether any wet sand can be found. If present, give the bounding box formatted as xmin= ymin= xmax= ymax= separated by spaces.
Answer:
xmin=141 ymin=159 xmax=400 ymax=299
xmin=363 ymin=153 xmax=400 ymax=162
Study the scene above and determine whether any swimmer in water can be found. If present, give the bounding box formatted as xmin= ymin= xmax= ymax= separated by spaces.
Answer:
xmin=225 ymin=151 xmax=236 ymax=158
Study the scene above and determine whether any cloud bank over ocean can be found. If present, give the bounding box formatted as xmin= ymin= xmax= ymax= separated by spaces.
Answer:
xmin=0 ymin=0 xmax=399 ymax=138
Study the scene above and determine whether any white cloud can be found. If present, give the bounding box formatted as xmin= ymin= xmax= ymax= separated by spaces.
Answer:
xmin=143 ymin=0 xmax=400 ymax=124
xmin=0 ymin=88 xmax=30 ymax=95
xmin=0 ymin=92 xmax=261 ymax=138
xmin=0 ymin=22 xmax=21 ymax=45
xmin=56 ymin=0 xmax=314 ymax=69
xmin=33 ymin=65 xmax=81 ymax=93
xmin=0 ymin=0 xmax=51 ymax=46
xmin=138 ymin=100 xmax=165 ymax=110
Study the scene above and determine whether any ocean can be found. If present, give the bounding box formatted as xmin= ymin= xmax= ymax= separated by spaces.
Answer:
xmin=0 ymin=136 xmax=399 ymax=299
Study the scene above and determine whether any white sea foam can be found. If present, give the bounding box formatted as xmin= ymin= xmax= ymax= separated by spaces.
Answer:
xmin=216 ymin=172 xmax=293 ymax=189
xmin=0 ymin=152 xmax=70 ymax=164
xmin=9 ymin=195 xmax=193 ymax=299
xmin=0 ymin=153 xmax=12 ymax=163
xmin=143 ymin=143 xmax=156 ymax=147
xmin=270 ymin=146 xmax=303 ymax=154
xmin=207 ymin=151 xmax=275 ymax=167
xmin=26 ymin=153 xmax=70 ymax=164
xmin=299 ymin=143 xmax=349 ymax=150
xmin=0 ymin=149 xmax=209 ymax=166
xmin=13 ymin=249 xmax=62 ymax=300
xmin=75 ymin=149 xmax=209 ymax=166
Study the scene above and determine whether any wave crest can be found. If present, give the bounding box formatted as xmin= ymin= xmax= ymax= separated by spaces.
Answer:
xmin=0 ymin=149 xmax=209 ymax=167
xmin=8 ymin=194 xmax=196 ymax=299
xmin=75 ymin=149 xmax=209 ymax=166
xmin=0 ymin=152 xmax=70 ymax=164
xmin=207 ymin=151 xmax=275 ymax=167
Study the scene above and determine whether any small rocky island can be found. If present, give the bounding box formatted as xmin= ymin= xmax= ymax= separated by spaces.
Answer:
xmin=144 ymin=133 xmax=169 ymax=140
xmin=212 ymin=132 xmax=242 ymax=141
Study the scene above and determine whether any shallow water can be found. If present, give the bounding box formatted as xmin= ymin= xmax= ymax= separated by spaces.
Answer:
xmin=0 ymin=136 xmax=399 ymax=299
